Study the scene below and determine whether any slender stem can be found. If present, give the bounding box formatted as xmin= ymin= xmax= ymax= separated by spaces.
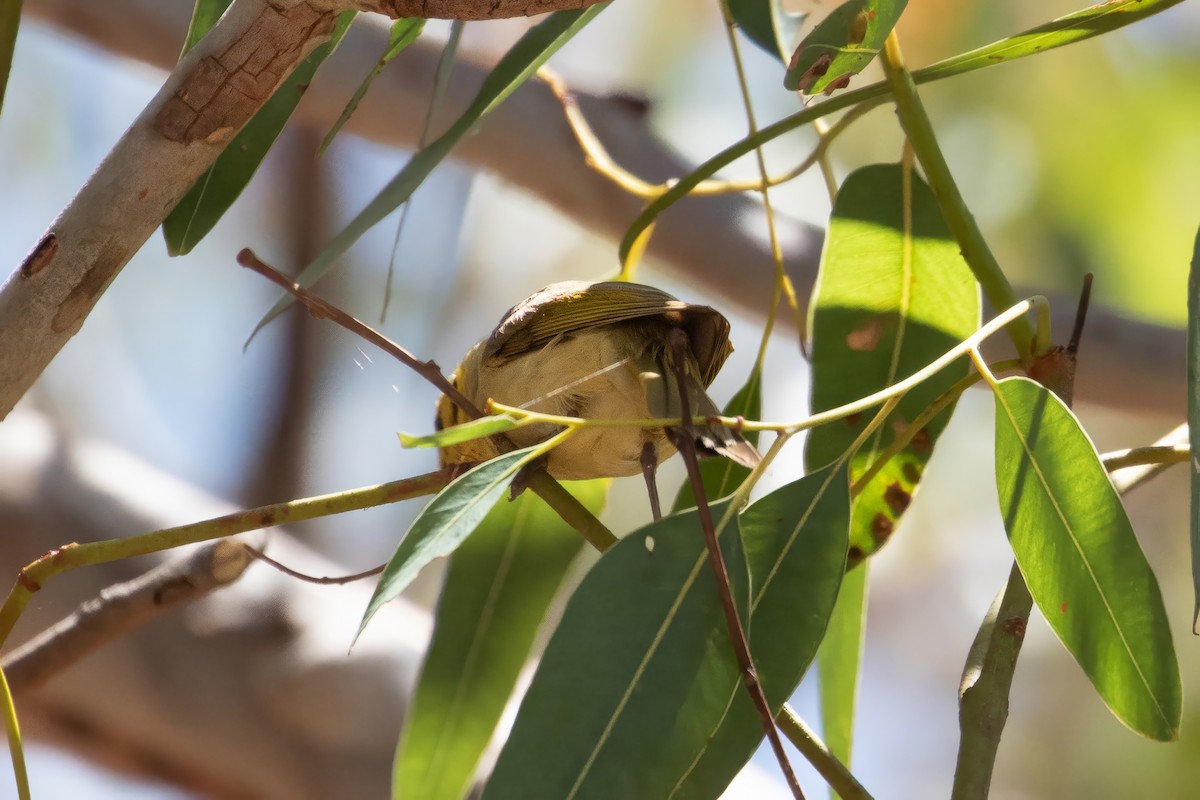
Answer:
xmin=540 ymin=67 xmax=878 ymax=200
xmin=243 ymin=546 xmax=385 ymax=585
xmin=0 ymin=471 xmax=448 ymax=648
xmin=238 ymin=249 xmax=481 ymax=417
xmin=717 ymin=0 xmax=804 ymax=361
xmin=0 ymin=662 xmax=28 ymax=800
xmin=523 ymin=471 xmax=619 ymax=552
xmin=1101 ymin=444 xmax=1189 ymax=472
xmin=669 ymin=331 xmax=803 ymax=800
xmin=777 ymin=704 xmax=874 ymax=800
xmin=879 ymin=34 xmax=1034 ymax=362
xmin=852 ymin=358 xmax=1022 ymax=495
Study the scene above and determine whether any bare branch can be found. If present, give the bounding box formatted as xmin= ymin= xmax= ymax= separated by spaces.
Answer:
xmin=0 ymin=409 xmax=431 ymax=798
xmin=3 ymin=541 xmax=251 ymax=693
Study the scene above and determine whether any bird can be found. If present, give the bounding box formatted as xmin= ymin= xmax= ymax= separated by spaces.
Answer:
xmin=436 ymin=280 xmax=760 ymax=491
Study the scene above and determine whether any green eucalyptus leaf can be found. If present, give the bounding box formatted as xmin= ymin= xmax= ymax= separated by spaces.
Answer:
xmin=994 ymin=377 xmax=1181 ymax=741
xmin=805 ymin=163 xmax=979 ymax=560
xmin=320 ymin=18 xmax=425 ymax=158
xmin=784 ymin=0 xmax=907 ymax=95
xmin=357 ymin=447 xmax=540 ymax=640
xmin=670 ymin=464 xmax=850 ymax=798
xmin=1188 ymin=226 xmax=1200 ymax=632
xmin=398 ymin=415 xmax=520 ymax=449
xmin=817 ymin=561 xmax=867 ymax=769
xmin=393 ymin=482 xmax=606 ymax=800
xmin=482 ymin=502 xmax=748 ymax=800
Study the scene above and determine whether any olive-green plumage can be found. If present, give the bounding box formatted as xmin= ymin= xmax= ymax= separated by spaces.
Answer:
xmin=438 ymin=281 xmax=759 ymax=480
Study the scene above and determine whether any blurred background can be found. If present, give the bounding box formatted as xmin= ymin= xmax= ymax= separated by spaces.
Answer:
xmin=1 ymin=0 xmax=1199 ymax=796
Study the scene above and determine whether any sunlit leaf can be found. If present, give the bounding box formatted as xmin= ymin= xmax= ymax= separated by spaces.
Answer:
xmin=357 ymin=447 xmax=539 ymax=639
xmin=671 ymin=369 xmax=762 ymax=513
xmin=918 ymin=0 xmax=1187 ymax=85
xmin=619 ymin=0 xmax=1184 ymax=264
xmin=320 ymin=18 xmax=425 ymax=158
xmin=817 ymin=561 xmax=867 ymax=771
xmin=1188 ymin=226 xmax=1200 ymax=632
xmin=393 ymin=482 xmax=606 ymax=800
xmin=994 ymin=377 xmax=1181 ymax=741
xmin=398 ymin=415 xmax=519 ymax=449
xmin=669 ymin=465 xmax=850 ymax=798
xmin=163 ymin=11 xmax=356 ymax=255
xmin=805 ymin=163 xmax=979 ymax=560
xmin=250 ymin=6 xmax=606 ymax=341
xmin=482 ymin=502 xmax=748 ymax=800
xmin=784 ymin=0 xmax=907 ymax=95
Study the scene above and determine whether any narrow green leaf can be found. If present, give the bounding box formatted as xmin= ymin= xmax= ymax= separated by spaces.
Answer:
xmin=398 ymin=415 xmax=519 ymax=449
xmin=669 ymin=464 xmax=850 ymax=799
xmin=393 ymin=482 xmax=606 ymax=800
xmin=916 ymin=0 xmax=1187 ymax=85
xmin=817 ymin=562 xmax=866 ymax=776
xmin=357 ymin=447 xmax=539 ymax=639
xmin=671 ymin=370 xmax=762 ymax=513
xmin=728 ymin=0 xmax=806 ymax=64
xmin=249 ymin=6 xmax=606 ymax=341
xmin=319 ymin=18 xmax=425 ymax=158
xmin=619 ymin=0 xmax=1184 ymax=265
xmin=994 ymin=377 xmax=1181 ymax=740
xmin=0 ymin=0 xmax=23 ymax=117
xmin=180 ymin=0 xmax=234 ymax=54
xmin=482 ymin=502 xmax=748 ymax=800
xmin=784 ymin=0 xmax=907 ymax=95
xmin=162 ymin=11 xmax=356 ymax=256
xmin=805 ymin=163 xmax=979 ymax=560
xmin=1188 ymin=226 xmax=1200 ymax=632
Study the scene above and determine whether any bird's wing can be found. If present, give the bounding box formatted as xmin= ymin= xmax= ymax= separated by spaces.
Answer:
xmin=484 ymin=281 xmax=734 ymax=385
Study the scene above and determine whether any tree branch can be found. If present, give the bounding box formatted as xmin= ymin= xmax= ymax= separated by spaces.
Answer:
xmin=0 ymin=0 xmax=344 ymax=419
xmin=3 ymin=540 xmax=251 ymax=693
xmin=0 ymin=409 xmax=431 ymax=798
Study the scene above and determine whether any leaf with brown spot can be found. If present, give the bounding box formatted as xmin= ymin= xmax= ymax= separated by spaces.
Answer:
xmin=846 ymin=314 xmax=888 ymax=351
xmin=784 ymin=0 xmax=908 ymax=95
xmin=805 ymin=164 xmax=979 ymax=560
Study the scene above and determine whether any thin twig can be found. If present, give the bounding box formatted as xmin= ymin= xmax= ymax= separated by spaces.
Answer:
xmin=667 ymin=329 xmax=803 ymax=799
xmin=540 ymin=67 xmax=877 ymax=200
xmin=237 ymin=249 xmax=481 ymax=417
xmin=0 ymin=471 xmax=448 ymax=649
xmin=1067 ymin=273 xmax=1093 ymax=355
xmin=242 ymin=545 xmax=384 ymax=585
xmin=777 ymin=704 xmax=874 ymax=800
